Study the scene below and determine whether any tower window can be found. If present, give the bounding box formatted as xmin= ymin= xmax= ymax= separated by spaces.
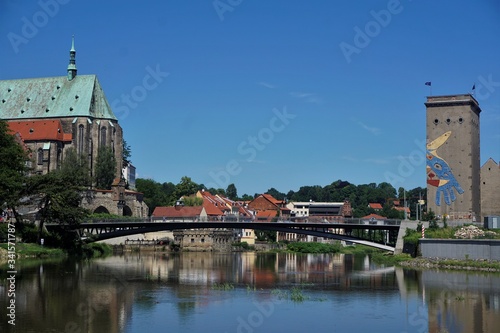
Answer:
xmin=446 ymin=118 xmax=451 ymax=124
xmin=434 ymin=119 xmax=439 ymax=124
xmin=458 ymin=117 xmax=463 ymax=124
xmin=37 ymin=148 xmax=43 ymax=165
xmin=78 ymin=125 xmax=84 ymax=155
xmin=100 ymin=127 xmax=107 ymax=147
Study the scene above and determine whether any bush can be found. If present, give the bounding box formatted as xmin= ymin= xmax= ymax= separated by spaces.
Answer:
xmin=0 ymin=224 xmax=7 ymax=242
xmin=232 ymin=241 xmax=254 ymax=250
xmin=286 ymin=242 xmax=341 ymax=253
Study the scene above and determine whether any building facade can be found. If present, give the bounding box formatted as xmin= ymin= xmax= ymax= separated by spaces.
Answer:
xmin=480 ymin=158 xmax=500 ymax=217
xmin=425 ymin=94 xmax=481 ymax=221
xmin=0 ymin=37 xmax=123 ymax=181
xmin=0 ymin=38 xmax=148 ymax=218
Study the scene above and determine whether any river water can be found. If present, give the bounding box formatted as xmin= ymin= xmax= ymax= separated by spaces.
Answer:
xmin=1 ymin=251 xmax=500 ymax=333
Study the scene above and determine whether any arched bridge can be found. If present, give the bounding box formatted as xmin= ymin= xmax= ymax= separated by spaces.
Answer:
xmin=45 ymin=220 xmax=401 ymax=252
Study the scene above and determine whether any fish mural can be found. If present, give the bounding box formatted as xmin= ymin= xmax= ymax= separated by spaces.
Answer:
xmin=426 ymin=131 xmax=464 ymax=206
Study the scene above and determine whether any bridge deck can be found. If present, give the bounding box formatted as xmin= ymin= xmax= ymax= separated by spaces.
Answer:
xmin=45 ymin=221 xmax=399 ymax=252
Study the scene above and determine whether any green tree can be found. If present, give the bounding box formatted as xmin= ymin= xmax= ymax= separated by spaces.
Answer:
xmin=173 ymin=176 xmax=199 ymax=200
xmin=136 ymin=178 xmax=169 ymax=214
xmin=123 ymin=139 xmax=132 ymax=167
xmin=60 ymin=148 xmax=91 ymax=186
xmin=266 ymin=187 xmax=286 ymax=200
xmin=161 ymin=181 xmax=176 ymax=204
xmin=226 ymin=183 xmax=238 ymax=200
xmin=240 ymin=193 xmax=254 ymax=201
xmin=255 ymin=230 xmax=276 ymax=242
xmin=0 ymin=120 xmax=30 ymax=219
xmin=27 ymin=153 xmax=90 ymax=244
xmin=94 ymin=146 xmax=116 ymax=189
xmin=182 ymin=196 xmax=203 ymax=206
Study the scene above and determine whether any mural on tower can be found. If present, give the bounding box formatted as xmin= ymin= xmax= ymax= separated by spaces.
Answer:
xmin=426 ymin=131 xmax=464 ymax=206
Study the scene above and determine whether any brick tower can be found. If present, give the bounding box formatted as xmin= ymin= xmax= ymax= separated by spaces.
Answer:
xmin=425 ymin=94 xmax=481 ymax=222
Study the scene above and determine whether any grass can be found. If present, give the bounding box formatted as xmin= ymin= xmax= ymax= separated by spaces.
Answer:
xmin=212 ymin=282 xmax=235 ymax=290
xmin=290 ymin=287 xmax=306 ymax=302
xmin=339 ymin=244 xmax=379 ymax=255
xmin=370 ymin=252 xmax=412 ymax=265
xmin=0 ymin=243 xmax=66 ymax=258
xmin=271 ymin=287 xmax=308 ymax=302
xmin=437 ymin=258 xmax=500 ymax=271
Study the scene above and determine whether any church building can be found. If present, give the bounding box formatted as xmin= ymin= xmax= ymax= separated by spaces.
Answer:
xmin=0 ymin=37 xmax=123 ymax=179
xmin=0 ymin=38 xmax=147 ymax=218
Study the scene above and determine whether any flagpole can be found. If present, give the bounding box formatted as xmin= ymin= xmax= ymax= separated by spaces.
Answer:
xmin=425 ymin=82 xmax=432 ymax=96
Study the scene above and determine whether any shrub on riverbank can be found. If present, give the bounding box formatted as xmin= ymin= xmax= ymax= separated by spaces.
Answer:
xmin=232 ymin=241 xmax=255 ymax=251
xmin=286 ymin=241 xmax=341 ymax=253
xmin=76 ymin=243 xmax=113 ymax=259
xmin=404 ymin=225 xmax=500 ymax=244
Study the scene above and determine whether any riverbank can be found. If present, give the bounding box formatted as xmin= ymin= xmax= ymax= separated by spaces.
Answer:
xmin=0 ymin=242 xmax=112 ymax=261
xmin=0 ymin=243 xmax=65 ymax=259
xmin=399 ymin=257 xmax=500 ymax=272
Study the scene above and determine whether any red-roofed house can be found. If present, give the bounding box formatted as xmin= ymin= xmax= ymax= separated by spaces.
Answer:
xmin=196 ymin=190 xmax=256 ymax=244
xmin=393 ymin=206 xmax=411 ymax=217
xmin=361 ymin=213 xmax=386 ymax=225
xmin=368 ymin=203 xmax=383 ymax=211
xmin=8 ymin=120 xmax=72 ymax=174
xmin=248 ymin=193 xmax=291 ymax=221
xmin=151 ymin=206 xmax=207 ymax=222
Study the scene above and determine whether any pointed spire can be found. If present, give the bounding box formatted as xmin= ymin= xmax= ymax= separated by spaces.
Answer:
xmin=67 ymin=35 xmax=77 ymax=81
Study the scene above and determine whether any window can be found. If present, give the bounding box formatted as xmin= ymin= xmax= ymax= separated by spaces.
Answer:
xmin=37 ymin=148 xmax=43 ymax=165
xmin=100 ymin=127 xmax=107 ymax=147
xmin=78 ymin=125 xmax=84 ymax=155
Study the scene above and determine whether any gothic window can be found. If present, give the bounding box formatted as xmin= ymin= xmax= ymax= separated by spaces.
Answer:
xmin=78 ymin=125 xmax=84 ymax=155
xmin=37 ymin=148 xmax=43 ymax=165
xmin=100 ymin=127 xmax=107 ymax=147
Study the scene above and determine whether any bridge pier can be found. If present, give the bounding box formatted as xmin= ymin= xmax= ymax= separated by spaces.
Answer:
xmin=394 ymin=220 xmax=429 ymax=254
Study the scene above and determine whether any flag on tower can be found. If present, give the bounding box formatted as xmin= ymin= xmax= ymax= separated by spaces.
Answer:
xmin=425 ymin=82 xmax=432 ymax=86
xmin=472 ymin=83 xmax=475 ymax=90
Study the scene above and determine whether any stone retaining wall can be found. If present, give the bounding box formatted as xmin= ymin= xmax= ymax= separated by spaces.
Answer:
xmin=420 ymin=239 xmax=500 ymax=261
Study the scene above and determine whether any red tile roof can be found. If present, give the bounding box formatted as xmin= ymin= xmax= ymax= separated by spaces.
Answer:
xmin=368 ymin=203 xmax=383 ymax=210
xmin=394 ymin=206 xmax=410 ymax=213
xmin=361 ymin=213 xmax=386 ymax=220
xmin=256 ymin=210 xmax=278 ymax=221
xmin=152 ymin=206 xmax=203 ymax=218
xmin=203 ymin=199 xmax=224 ymax=216
xmin=262 ymin=193 xmax=285 ymax=205
xmin=8 ymin=120 xmax=72 ymax=142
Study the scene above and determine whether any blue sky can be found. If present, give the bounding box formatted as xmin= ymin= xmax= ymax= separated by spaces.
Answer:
xmin=1 ymin=0 xmax=499 ymax=196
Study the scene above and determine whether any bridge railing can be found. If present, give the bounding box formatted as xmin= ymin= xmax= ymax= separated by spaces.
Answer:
xmin=82 ymin=216 xmax=402 ymax=226
xmin=84 ymin=217 xmax=151 ymax=223
xmin=280 ymin=217 xmax=401 ymax=225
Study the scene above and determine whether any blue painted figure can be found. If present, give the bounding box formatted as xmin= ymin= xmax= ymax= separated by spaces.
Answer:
xmin=426 ymin=131 xmax=464 ymax=206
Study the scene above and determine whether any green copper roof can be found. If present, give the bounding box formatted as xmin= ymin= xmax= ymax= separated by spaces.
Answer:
xmin=0 ymin=75 xmax=117 ymax=121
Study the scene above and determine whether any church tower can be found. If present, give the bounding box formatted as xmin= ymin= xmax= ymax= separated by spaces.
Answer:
xmin=425 ymin=94 xmax=481 ymax=222
xmin=67 ymin=35 xmax=77 ymax=81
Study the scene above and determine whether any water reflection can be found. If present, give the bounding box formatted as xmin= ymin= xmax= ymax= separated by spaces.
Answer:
xmin=1 ymin=252 xmax=499 ymax=333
